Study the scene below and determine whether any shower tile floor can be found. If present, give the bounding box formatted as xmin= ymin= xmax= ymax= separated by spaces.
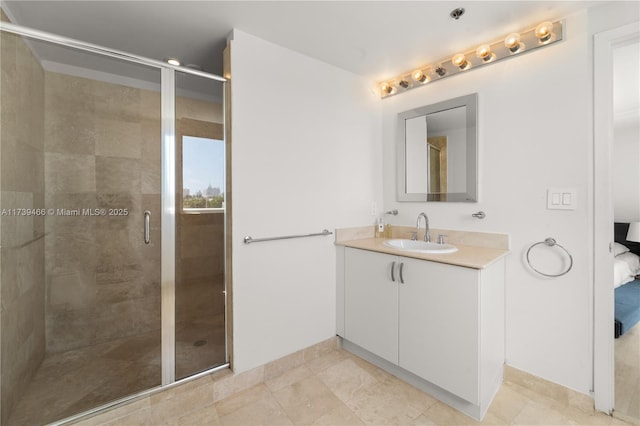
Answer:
xmin=7 ymin=314 xmax=226 ymax=426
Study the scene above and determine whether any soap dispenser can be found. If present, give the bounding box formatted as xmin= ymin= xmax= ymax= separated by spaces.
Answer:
xmin=375 ymin=217 xmax=384 ymax=238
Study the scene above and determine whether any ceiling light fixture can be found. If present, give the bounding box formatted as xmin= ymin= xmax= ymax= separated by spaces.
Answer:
xmin=164 ymin=57 xmax=181 ymax=66
xmin=450 ymin=8 xmax=465 ymax=20
xmin=378 ymin=20 xmax=563 ymax=98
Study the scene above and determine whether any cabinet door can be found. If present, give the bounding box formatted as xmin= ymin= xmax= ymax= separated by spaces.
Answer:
xmin=344 ymin=248 xmax=399 ymax=364
xmin=398 ymin=257 xmax=480 ymax=404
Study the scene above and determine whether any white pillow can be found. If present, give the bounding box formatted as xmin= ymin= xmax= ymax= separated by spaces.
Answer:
xmin=614 ymin=258 xmax=634 ymax=288
xmin=614 ymin=242 xmax=630 ymax=256
xmin=617 ymin=251 xmax=640 ymax=275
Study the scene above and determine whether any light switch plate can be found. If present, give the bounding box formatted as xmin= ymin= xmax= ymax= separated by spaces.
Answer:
xmin=547 ymin=188 xmax=577 ymax=210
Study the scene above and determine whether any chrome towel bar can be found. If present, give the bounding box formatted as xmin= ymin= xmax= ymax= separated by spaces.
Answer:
xmin=243 ymin=229 xmax=333 ymax=244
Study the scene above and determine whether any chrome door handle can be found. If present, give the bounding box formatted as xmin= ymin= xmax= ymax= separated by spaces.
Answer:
xmin=391 ymin=261 xmax=396 ymax=282
xmin=144 ymin=210 xmax=151 ymax=244
xmin=399 ymin=262 xmax=404 ymax=284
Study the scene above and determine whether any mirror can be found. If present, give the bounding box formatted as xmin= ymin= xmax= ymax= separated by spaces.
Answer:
xmin=397 ymin=93 xmax=478 ymax=202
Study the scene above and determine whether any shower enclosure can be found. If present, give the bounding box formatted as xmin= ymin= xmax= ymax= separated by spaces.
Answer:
xmin=0 ymin=17 xmax=228 ymax=425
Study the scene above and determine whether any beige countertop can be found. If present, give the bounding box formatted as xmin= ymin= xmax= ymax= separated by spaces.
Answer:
xmin=337 ymin=237 xmax=509 ymax=269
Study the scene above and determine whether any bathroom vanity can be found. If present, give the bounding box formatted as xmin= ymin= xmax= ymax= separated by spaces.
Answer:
xmin=335 ymin=228 xmax=509 ymax=421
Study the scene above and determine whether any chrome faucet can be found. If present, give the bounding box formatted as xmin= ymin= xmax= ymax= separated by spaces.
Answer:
xmin=415 ymin=212 xmax=430 ymax=242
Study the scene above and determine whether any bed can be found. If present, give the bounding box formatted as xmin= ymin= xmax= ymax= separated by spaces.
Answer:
xmin=614 ymin=222 xmax=640 ymax=338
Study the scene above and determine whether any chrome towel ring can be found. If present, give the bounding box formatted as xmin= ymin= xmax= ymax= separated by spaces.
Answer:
xmin=526 ymin=237 xmax=573 ymax=277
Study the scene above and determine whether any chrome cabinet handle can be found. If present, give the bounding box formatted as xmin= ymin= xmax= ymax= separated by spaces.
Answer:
xmin=391 ymin=261 xmax=396 ymax=282
xmin=144 ymin=210 xmax=151 ymax=244
xmin=399 ymin=262 xmax=404 ymax=284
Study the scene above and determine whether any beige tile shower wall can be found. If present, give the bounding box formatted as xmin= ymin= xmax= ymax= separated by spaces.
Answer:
xmin=176 ymin=97 xmax=223 ymax=124
xmin=176 ymin=212 xmax=225 ymax=322
xmin=0 ymin=15 xmax=46 ymax=425
xmin=43 ymin=71 xmax=224 ymax=355
xmin=43 ymin=72 xmax=163 ymax=353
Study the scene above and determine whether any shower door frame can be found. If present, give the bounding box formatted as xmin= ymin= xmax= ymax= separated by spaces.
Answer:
xmin=0 ymin=20 xmax=229 ymax=419
xmin=161 ymin=68 xmax=177 ymax=385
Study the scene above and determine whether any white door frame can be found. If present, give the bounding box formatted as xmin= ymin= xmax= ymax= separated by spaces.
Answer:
xmin=592 ymin=22 xmax=640 ymax=414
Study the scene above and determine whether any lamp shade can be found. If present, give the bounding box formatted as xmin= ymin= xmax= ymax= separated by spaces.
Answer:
xmin=627 ymin=222 xmax=640 ymax=242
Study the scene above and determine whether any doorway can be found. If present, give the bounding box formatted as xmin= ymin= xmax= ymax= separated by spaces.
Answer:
xmin=593 ymin=22 xmax=640 ymax=422
xmin=611 ymin=37 xmax=640 ymax=423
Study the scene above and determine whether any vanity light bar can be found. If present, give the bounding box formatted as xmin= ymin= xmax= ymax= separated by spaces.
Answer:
xmin=379 ymin=20 xmax=563 ymax=98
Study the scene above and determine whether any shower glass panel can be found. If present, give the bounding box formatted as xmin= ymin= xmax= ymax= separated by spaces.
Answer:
xmin=1 ymin=31 xmax=163 ymax=425
xmin=174 ymin=71 xmax=227 ymax=379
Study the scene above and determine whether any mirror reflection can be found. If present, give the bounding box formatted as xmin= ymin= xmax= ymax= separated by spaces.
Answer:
xmin=397 ymin=93 xmax=478 ymax=202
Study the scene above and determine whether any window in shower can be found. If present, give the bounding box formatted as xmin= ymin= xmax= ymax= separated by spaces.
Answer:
xmin=182 ymin=136 xmax=225 ymax=212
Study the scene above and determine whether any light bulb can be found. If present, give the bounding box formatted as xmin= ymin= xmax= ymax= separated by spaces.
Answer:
xmin=380 ymin=82 xmax=397 ymax=96
xmin=399 ymin=79 xmax=409 ymax=89
xmin=535 ymin=21 xmax=554 ymax=44
xmin=451 ymin=53 xmax=470 ymax=70
xmin=476 ymin=44 xmax=495 ymax=62
xmin=435 ymin=66 xmax=446 ymax=77
xmin=504 ymin=33 xmax=522 ymax=53
xmin=411 ymin=69 xmax=430 ymax=83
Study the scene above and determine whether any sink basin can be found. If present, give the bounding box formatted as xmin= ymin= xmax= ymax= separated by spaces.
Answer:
xmin=383 ymin=239 xmax=458 ymax=254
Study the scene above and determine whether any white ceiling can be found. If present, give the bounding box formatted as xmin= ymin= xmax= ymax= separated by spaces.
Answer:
xmin=3 ymin=0 xmax=607 ymax=85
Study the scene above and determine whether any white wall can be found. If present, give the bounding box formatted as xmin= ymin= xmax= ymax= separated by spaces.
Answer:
xmin=382 ymin=11 xmax=594 ymax=393
xmin=228 ymin=2 xmax=639 ymax=394
xmin=406 ymin=116 xmax=428 ymax=193
xmin=229 ymin=30 xmax=382 ymax=373
xmin=612 ymin=38 xmax=640 ymax=223
xmin=613 ymin=118 xmax=640 ymax=222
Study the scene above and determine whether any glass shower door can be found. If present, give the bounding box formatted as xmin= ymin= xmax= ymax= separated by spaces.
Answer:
xmin=1 ymin=31 xmax=163 ymax=425
xmin=174 ymin=70 xmax=227 ymax=379
xmin=1 ymin=19 xmax=228 ymax=426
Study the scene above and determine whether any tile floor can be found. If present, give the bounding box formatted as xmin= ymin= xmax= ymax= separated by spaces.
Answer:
xmin=615 ymin=322 xmax=640 ymax=425
xmin=75 ymin=343 xmax=634 ymax=426
xmin=7 ymin=319 xmax=226 ymax=426
xmin=6 ymin=275 xmax=226 ymax=426
xmin=6 ymin=331 xmax=162 ymax=426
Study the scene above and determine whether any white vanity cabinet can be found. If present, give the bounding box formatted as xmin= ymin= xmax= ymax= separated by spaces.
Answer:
xmin=344 ymin=249 xmax=399 ymax=364
xmin=338 ymin=246 xmax=505 ymax=420
xmin=398 ymin=255 xmax=480 ymax=404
